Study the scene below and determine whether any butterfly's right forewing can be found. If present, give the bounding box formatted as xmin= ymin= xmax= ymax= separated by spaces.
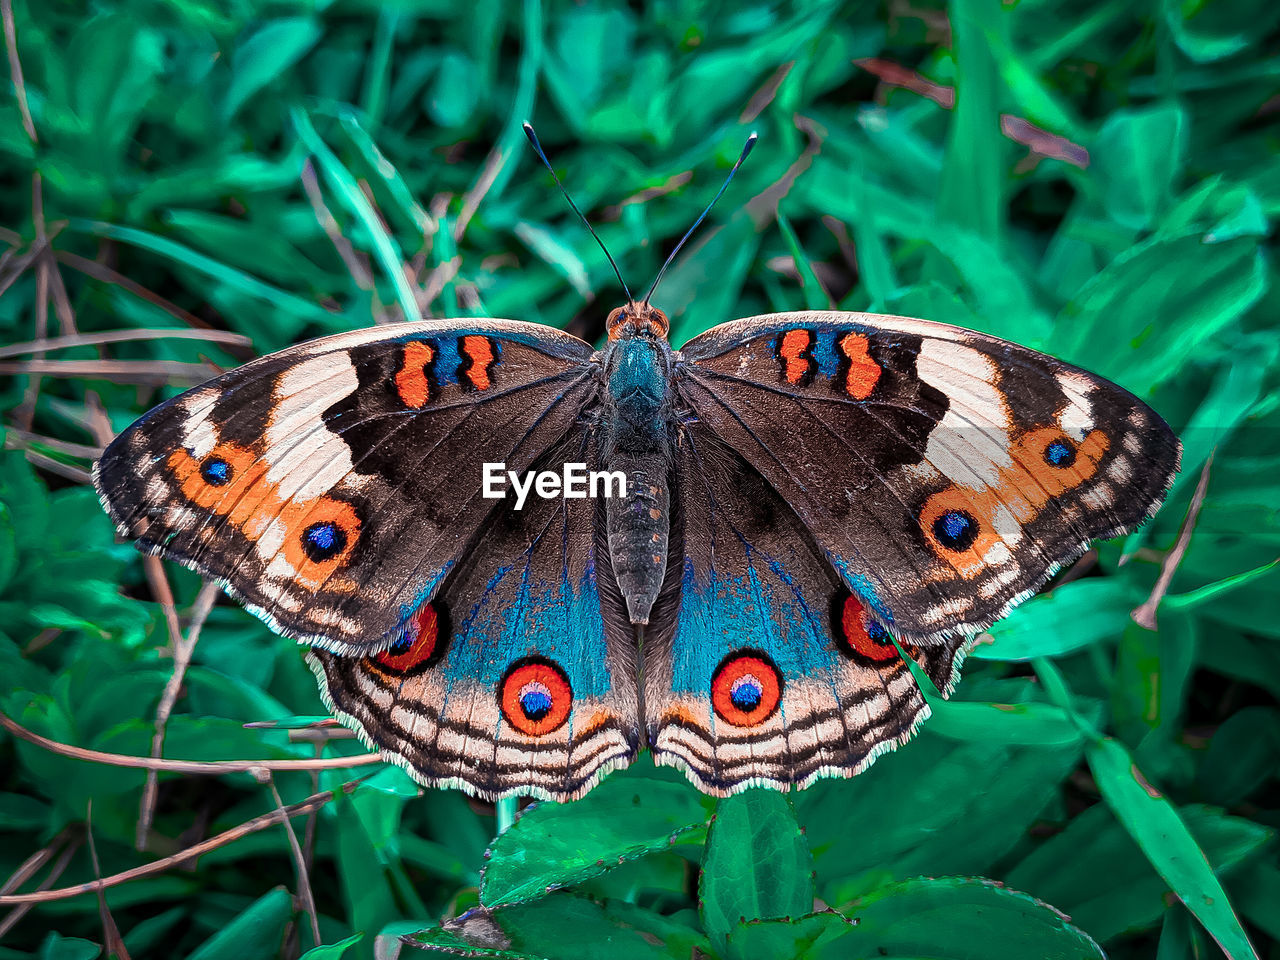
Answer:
xmin=95 ymin=319 xmax=598 ymax=654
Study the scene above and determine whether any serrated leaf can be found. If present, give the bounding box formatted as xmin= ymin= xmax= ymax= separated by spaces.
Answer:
xmin=481 ymin=774 xmax=712 ymax=907
xmin=700 ymin=790 xmax=813 ymax=960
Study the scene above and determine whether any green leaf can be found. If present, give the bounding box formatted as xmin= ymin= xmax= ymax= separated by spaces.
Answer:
xmin=1007 ymin=802 xmax=1273 ymax=942
xmin=65 ymin=219 xmax=335 ymax=326
xmin=1049 ymin=231 xmax=1268 ymax=393
xmin=925 ymin=698 xmax=1084 ymax=747
xmin=976 ymin=579 xmax=1135 ymax=661
xmin=1091 ymin=105 xmax=1187 ymax=230
xmin=184 ymin=887 xmax=295 ymax=960
xmin=777 ymin=211 xmax=830 ymax=309
xmin=700 ymin=790 xmax=813 ymax=959
xmin=225 ymin=17 xmax=323 ymax=119
xmin=299 ymin=934 xmax=363 ymax=960
xmin=38 ymin=934 xmax=101 ymax=960
xmin=410 ymin=897 xmax=686 ymax=960
xmin=835 ymin=878 xmax=1105 ymax=960
xmin=1087 ymin=738 xmax=1261 ymax=959
xmin=292 ymin=108 xmax=421 ymax=326
xmin=67 ymin=13 xmax=164 ymax=168
xmin=936 ymin=0 xmax=1005 ymax=247
xmin=480 ymin=773 xmax=713 ymax=907
xmin=0 ymin=792 xmax=51 ymax=829
xmin=798 ymin=728 xmax=1085 ymax=900
xmin=1195 ymin=707 xmax=1280 ymax=807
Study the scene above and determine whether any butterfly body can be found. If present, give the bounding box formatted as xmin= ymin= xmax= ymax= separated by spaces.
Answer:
xmin=597 ymin=308 xmax=680 ymax=624
xmin=96 ymin=304 xmax=1179 ymax=800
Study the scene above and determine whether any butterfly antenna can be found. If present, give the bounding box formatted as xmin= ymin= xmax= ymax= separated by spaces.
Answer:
xmin=643 ymin=132 xmax=758 ymax=306
xmin=522 ymin=122 xmax=633 ymax=303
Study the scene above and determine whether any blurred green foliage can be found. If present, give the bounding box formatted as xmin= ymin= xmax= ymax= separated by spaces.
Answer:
xmin=0 ymin=0 xmax=1278 ymax=958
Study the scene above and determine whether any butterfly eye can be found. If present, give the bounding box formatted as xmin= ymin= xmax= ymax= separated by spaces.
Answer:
xmin=1044 ymin=438 xmax=1076 ymax=468
xmin=932 ymin=509 xmax=979 ymax=552
xmin=501 ymin=659 xmax=572 ymax=736
xmin=199 ymin=457 xmax=232 ymax=486
xmin=711 ymin=652 xmax=782 ymax=727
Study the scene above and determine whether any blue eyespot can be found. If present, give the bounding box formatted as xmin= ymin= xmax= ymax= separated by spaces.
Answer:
xmin=301 ymin=521 xmax=346 ymax=562
xmin=867 ymin=619 xmax=888 ymax=642
xmin=1045 ymin=439 xmax=1075 ymax=467
xmin=520 ymin=687 xmax=553 ymax=721
xmin=933 ymin=509 xmax=978 ymax=551
xmin=200 ymin=457 xmax=231 ymax=486
xmin=730 ymin=678 xmax=763 ymax=712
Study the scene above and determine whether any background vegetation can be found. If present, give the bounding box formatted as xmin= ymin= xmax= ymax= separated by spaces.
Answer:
xmin=1 ymin=0 xmax=1277 ymax=957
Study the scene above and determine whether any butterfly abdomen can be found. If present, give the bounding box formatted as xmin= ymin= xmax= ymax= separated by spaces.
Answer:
xmin=600 ymin=335 xmax=678 ymax=626
xmin=604 ymin=456 xmax=670 ymax=625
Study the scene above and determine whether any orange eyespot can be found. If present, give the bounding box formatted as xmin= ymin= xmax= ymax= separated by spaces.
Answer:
xmin=711 ymin=652 xmax=782 ymax=727
xmin=169 ymin=442 xmax=260 ymax=511
xmin=500 ymin=659 xmax=572 ymax=737
xmin=373 ymin=603 xmax=441 ymax=673
xmin=837 ymin=594 xmax=898 ymax=661
xmin=918 ymin=488 xmax=1000 ymax=577
xmin=279 ymin=497 xmax=361 ymax=587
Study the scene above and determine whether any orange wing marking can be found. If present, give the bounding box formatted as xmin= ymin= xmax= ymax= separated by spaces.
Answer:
xmin=777 ymin=329 xmax=814 ymax=385
xmin=838 ymin=333 xmax=881 ymax=399
xmin=461 ymin=335 xmax=495 ymax=391
xmin=395 ymin=341 xmax=435 ymax=408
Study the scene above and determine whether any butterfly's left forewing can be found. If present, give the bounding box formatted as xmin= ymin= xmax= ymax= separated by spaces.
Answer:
xmin=677 ymin=311 xmax=1180 ymax=642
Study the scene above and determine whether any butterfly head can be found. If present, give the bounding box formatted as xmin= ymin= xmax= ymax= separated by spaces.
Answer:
xmin=607 ymin=302 xmax=670 ymax=341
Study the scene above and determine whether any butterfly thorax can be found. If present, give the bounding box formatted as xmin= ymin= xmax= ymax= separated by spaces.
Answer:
xmin=599 ymin=318 xmax=677 ymax=627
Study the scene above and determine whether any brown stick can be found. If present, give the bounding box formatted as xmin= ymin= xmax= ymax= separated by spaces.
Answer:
xmin=18 ymin=450 xmax=92 ymax=484
xmin=137 ymin=580 xmax=220 ymax=850
xmin=0 ymin=779 xmax=366 ymax=905
xmin=302 ymin=158 xmax=375 ymax=294
xmin=4 ymin=427 xmax=103 ymax=458
xmin=86 ymin=802 xmax=131 ymax=959
xmin=1132 ymin=454 xmax=1213 ymax=631
xmin=0 ymin=830 xmax=82 ymax=937
xmin=853 ymin=58 xmax=1089 ymax=168
xmin=0 ymin=711 xmax=382 ymax=774
xmin=0 ymin=328 xmax=253 ymax=360
xmin=269 ymin=778 xmax=322 ymax=947
xmin=1 ymin=0 xmax=36 ymax=144
xmin=143 ymin=555 xmax=184 ymax=653
xmin=0 ymin=358 xmax=216 ymax=383
xmin=54 ymin=249 xmax=220 ymax=333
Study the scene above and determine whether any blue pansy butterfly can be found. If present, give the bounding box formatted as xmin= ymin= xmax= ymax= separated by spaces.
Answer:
xmin=94 ymin=132 xmax=1180 ymax=800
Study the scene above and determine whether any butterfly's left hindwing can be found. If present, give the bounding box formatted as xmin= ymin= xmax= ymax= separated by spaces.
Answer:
xmin=309 ymin=428 xmax=639 ymax=801
xmin=677 ymin=312 xmax=1180 ymax=642
xmin=94 ymin=319 xmax=596 ymax=653
xmin=642 ymin=426 xmax=966 ymax=794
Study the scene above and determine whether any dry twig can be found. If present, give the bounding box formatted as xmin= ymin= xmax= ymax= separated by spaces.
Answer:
xmin=1132 ymin=454 xmax=1213 ymax=630
xmin=137 ymin=579 xmax=221 ymax=850
xmin=0 ymin=779 xmax=367 ymax=906
xmin=0 ymin=711 xmax=382 ymax=775
xmin=270 ymin=778 xmax=322 ymax=948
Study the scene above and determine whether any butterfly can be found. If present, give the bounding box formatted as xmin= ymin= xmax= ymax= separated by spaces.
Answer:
xmin=94 ymin=134 xmax=1181 ymax=801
